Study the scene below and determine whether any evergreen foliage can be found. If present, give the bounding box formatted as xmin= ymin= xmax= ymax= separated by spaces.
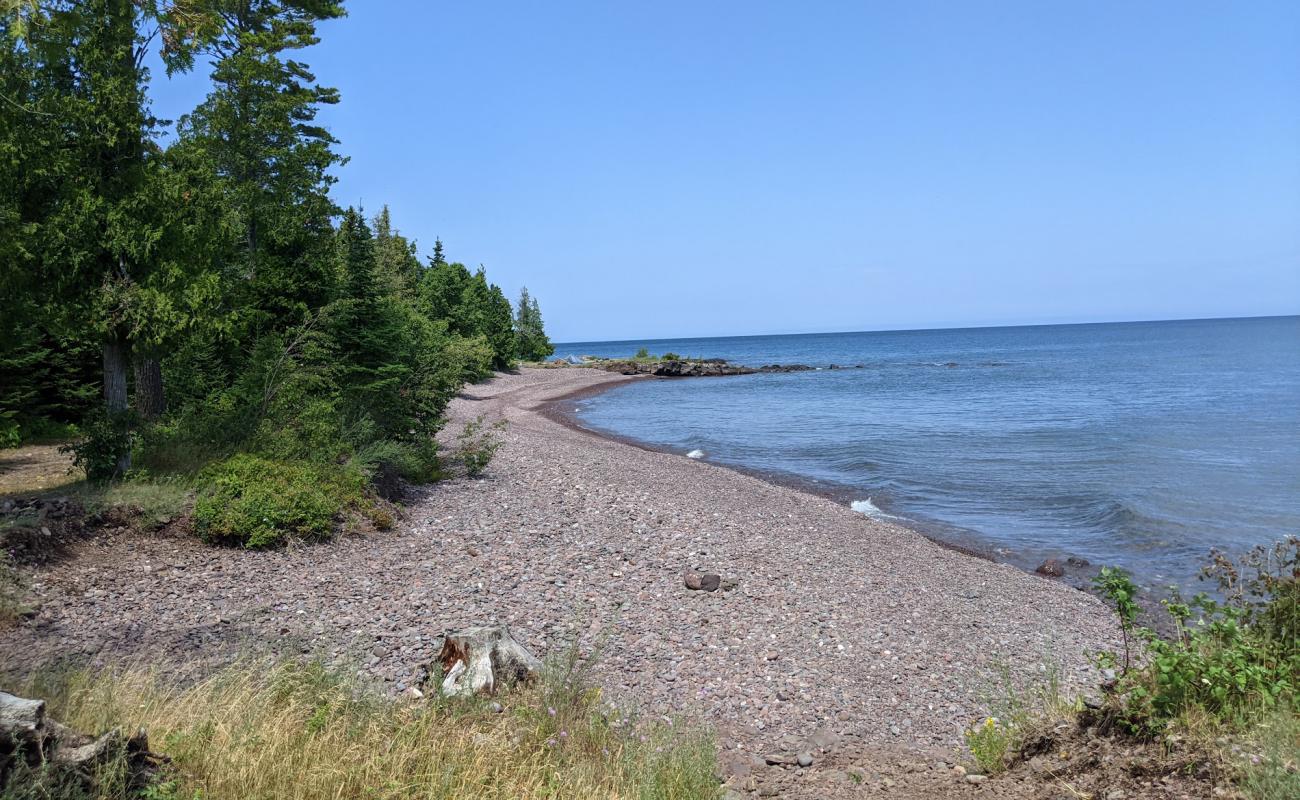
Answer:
xmin=0 ymin=1 xmax=552 ymax=544
xmin=514 ymin=287 xmax=555 ymax=361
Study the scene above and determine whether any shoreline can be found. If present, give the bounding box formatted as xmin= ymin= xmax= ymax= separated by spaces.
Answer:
xmin=2 ymin=366 xmax=1122 ymax=762
xmin=539 ymin=375 xmax=1008 ymax=570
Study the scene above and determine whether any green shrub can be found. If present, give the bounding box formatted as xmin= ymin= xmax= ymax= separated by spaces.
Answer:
xmin=456 ymin=416 xmax=505 ymax=477
xmin=0 ymin=411 xmax=20 ymax=449
xmin=633 ymin=347 xmax=651 ymax=360
xmin=965 ymin=716 xmax=1015 ymax=775
xmin=1093 ymin=539 xmax=1299 ymax=735
xmin=661 ymin=352 xmax=681 ymax=361
xmin=62 ymin=411 xmax=138 ymax=483
xmin=193 ymin=455 xmax=363 ymax=548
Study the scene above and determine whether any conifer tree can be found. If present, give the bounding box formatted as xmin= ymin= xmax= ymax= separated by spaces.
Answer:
xmin=174 ymin=0 xmax=345 ymax=327
xmin=513 ymin=287 xmax=555 ymax=361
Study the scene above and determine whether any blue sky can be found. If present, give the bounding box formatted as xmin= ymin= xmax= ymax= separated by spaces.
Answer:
xmin=147 ymin=1 xmax=1300 ymax=342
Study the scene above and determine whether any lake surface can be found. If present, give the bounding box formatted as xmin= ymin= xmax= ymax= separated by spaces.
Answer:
xmin=555 ymin=317 xmax=1300 ymax=590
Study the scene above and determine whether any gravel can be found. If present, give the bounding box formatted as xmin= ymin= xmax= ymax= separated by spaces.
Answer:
xmin=0 ymin=367 xmax=1122 ymax=755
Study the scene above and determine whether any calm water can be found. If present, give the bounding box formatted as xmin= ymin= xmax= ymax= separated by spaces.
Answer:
xmin=556 ymin=317 xmax=1300 ymax=589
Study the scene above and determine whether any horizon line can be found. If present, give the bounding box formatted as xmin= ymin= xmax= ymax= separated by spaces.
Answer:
xmin=555 ymin=312 xmax=1299 ymax=346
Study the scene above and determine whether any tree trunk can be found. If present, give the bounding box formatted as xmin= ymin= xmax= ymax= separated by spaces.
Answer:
xmin=132 ymin=354 xmax=164 ymax=421
xmin=102 ymin=336 xmax=131 ymax=475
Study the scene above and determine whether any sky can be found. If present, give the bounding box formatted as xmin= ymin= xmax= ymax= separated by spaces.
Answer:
xmin=146 ymin=1 xmax=1300 ymax=343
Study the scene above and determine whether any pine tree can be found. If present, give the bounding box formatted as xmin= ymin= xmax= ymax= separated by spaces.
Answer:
xmin=513 ymin=287 xmax=555 ymax=361
xmin=373 ymin=205 xmax=422 ymax=296
xmin=174 ymin=0 xmax=345 ymax=326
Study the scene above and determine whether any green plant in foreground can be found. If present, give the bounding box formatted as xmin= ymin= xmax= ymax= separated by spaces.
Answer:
xmin=1238 ymin=710 xmax=1300 ymax=800
xmin=963 ymin=658 xmax=1075 ymax=774
xmin=1092 ymin=540 xmax=1299 ymax=736
xmin=965 ymin=715 xmax=1015 ymax=774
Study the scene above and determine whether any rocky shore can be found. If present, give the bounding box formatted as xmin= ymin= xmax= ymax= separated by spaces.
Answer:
xmin=1 ymin=367 xmax=1123 ymax=795
xmin=582 ymin=357 xmax=857 ymax=377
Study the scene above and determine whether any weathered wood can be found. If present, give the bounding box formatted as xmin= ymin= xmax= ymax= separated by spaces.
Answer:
xmin=0 ymin=692 xmax=162 ymax=793
xmin=0 ymin=692 xmax=45 ymax=739
xmin=435 ymin=625 xmax=542 ymax=697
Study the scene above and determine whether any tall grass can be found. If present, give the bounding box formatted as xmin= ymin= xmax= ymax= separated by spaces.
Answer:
xmin=9 ymin=655 xmax=719 ymax=800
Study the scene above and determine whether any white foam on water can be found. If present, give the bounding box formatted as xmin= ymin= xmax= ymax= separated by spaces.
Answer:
xmin=686 ymin=449 xmax=705 ymax=459
xmin=850 ymin=497 xmax=900 ymax=520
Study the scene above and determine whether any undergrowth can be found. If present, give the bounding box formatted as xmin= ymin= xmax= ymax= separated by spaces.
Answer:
xmin=964 ymin=659 xmax=1076 ymax=775
xmin=7 ymin=654 xmax=719 ymax=800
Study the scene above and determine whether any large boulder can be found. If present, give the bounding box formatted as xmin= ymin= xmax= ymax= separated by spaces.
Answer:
xmin=434 ymin=626 xmax=543 ymax=697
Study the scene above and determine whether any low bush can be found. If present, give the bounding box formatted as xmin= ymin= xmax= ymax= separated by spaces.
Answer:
xmin=456 ymin=416 xmax=506 ymax=478
xmin=661 ymin=352 xmax=681 ymax=360
xmin=1092 ymin=539 xmax=1298 ymax=736
xmin=192 ymin=454 xmax=364 ymax=548
xmin=0 ymin=412 xmax=19 ymax=449
xmin=62 ymin=411 xmax=138 ymax=483
xmin=9 ymin=655 xmax=719 ymax=800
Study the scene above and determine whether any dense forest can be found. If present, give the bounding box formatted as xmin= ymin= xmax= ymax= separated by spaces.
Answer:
xmin=0 ymin=0 xmax=553 ymax=544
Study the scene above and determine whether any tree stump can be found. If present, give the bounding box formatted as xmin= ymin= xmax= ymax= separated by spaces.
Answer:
xmin=0 ymin=691 xmax=163 ymax=792
xmin=435 ymin=625 xmax=542 ymax=697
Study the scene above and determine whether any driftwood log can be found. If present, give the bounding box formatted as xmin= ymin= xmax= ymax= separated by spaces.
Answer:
xmin=0 ymin=690 xmax=165 ymax=791
xmin=434 ymin=626 xmax=542 ymax=697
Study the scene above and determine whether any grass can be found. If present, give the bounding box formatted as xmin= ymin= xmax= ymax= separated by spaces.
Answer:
xmin=6 ymin=653 xmax=719 ymax=800
xmin=964 ymin=658 xmax=1078 ymax=775
xmin=0 ymin=551 xmax=31 ymax=625
xmin=1238 ymin=710 xmax=1300 ymax=800
xmin=85 ymin=479 xmax=192 ymax=523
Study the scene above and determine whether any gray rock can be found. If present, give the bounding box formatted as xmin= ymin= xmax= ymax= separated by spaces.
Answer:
xmin=700 ymin=573 xmax=721 ymax=592
xmin=796 ymin=751 xmax=813 ymax=767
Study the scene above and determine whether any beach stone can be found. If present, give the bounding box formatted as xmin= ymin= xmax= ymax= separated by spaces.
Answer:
xmin=966 ymin=773 xmax=987 ymax=784
xmin=764 ymin=751 xmax=798 ymax=766
xmin=699 ymin=573 xmax=721 ymax=592
xmin=718 ymin=750 xmax=765 ymax=781
xmin=803 ymin=725 xmax=841 ymax=752
xmin=683 ymin=571 xmax=703 ymax=590
xmin=797 ymin=751 xmax=813 ymax=767
xmin=1035 ymin=559 xmax=1066 ymax=577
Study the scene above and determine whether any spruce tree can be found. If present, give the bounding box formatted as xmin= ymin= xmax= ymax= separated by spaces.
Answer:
xmin=174 ymin=0 xmax=345 ymax=327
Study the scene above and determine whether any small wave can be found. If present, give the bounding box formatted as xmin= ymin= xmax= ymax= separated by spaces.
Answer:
xmin=850 ymin=497 xmax=903 ymax=520
xmin=686 ymin=449 xmax=705 ymax=459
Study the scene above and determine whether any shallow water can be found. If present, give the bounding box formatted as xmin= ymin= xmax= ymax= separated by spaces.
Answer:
xmin=556 ymin=317 xmax=1300 ymax=590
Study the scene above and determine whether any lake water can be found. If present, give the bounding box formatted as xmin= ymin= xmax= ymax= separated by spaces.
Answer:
xmin=555 ymin=317 xmax=1300 ymax=590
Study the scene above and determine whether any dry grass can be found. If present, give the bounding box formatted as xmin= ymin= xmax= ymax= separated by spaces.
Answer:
xmin=9 ymin=653 xmax=719 ymax=800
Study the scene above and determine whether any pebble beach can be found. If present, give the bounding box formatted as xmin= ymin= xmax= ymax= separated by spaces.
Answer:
xmin=1 ymin=366 xmax=1122 ymax=760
